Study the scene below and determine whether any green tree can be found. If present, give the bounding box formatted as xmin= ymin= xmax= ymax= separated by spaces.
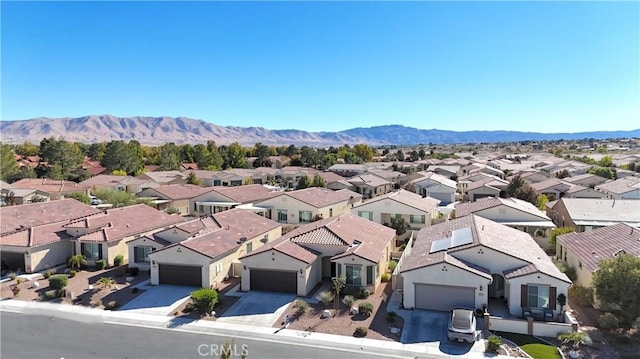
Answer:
xmin=598 ymin=155 xmax=613 ymax=167
xmin=537 ymin=194 xmax=549 ymax=211
xmin=221 ymin=142 xmax=248 ymax=169
xmin=14 ymin=142 xmax=39 ymax=156
xmin=190 ymin=288 xmax=219 ymax=315
xmin=555 ymin=169 xmax=570 ymax=179
xmin=66 ymin=192 xmax=91 ymax=204
xmin=507 ymin=175 xmax=526 ymax=197
xmin=192 ymin=144 xmax=213 ymax=169
xmin=252 ymin=142 xmax=271 ymax=167
xmin=112 ymin=169 xmax=127 ymax=176
xmin=206 ymin=141 xmax=224 ymax=170
xmin=0 ymin=142 xmax=19 ymax=182
xmin=180 ymin=144 xmax=196 ymax=163
xmin=395 ymin=150 xmax=404 ymax=161
xmin=549 ymin=227 xmax=575 ymax=252
xmin=297 ymin=175 xmax=312 ymax=189
xmin=592 ymin=253 xmax=640 ymax=323
xmin=94 ymin=189 xmax=136 ymax=207
xmin=311 ymin=174 xmax=327 ymax=188
xmin=39 ymin=137 xmax=84 ymax=179
xmin=353 ymin=144 xmax=375 ymax=163
xmin=389 ymin=216 xmax=408 ymax=236
xmin=186 ymin=171 xmax=201 ymax=185
xmin=332 ymin=275 xmax=346 ymax=311
xmin=101 ymin=140 xmax=143 ymax=175
xmin=158 ymin=143 xmax=182 ymax=171
xmin=418 ymin=148 xmax=426 ymax=160
xmin=589 ymin=166 xmax=615 ymax=180
xmin=87 ymin=142 xmax=107 ymax=161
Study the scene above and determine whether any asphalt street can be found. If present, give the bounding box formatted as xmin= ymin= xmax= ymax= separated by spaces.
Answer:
xmin=0 ymin=312 xmax=409 ymax=359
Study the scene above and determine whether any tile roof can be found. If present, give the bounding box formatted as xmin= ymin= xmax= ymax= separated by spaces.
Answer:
xmin=555 ymin=198 xmax=640 ymax=224
xmin=595 ymin=177 xmax=640 ymax=195
xmin=0 ymin=199 xmax=102 ymax=236
xmin=455 ymin=197 xmax=550 ymax=220
xmin=530 ymin=178 xmax=572 ymax=192
xmin=70 ymin=204 xmax=185 ymax=242
xmin=10 ymin=178 xmax=92 ymax=194
xmin=1 ymin=222 xmax=72 ymax=247
xmin=400 ymin=215 xmax=570 ymax=283
xmin=354 ymin=189 xmax=440 ymax=213
xmin=564 ymin=173 xmax=606 ymax=184
xmin=280 ymin=187 xmax=355 ymax=208
xmin=317 ymin=171 xmax=346 ymax=183
xmin=80 ymin=174 xmax=148 ymax=187
xmin=347 ymin=174 xmax=392 ymax=188
xmin=407 ymin=171 xmax=457 ymax=189
xmin=211 ymin=184 xmax=279 ymax=203
xmin=557 ymin=224 xmax=640 ymax=272
xmin=144 ymin=184 xmax=215 ymax=200
xmin=138 ymin=171 xmax=186 ymax=183
xmin=242 ymin=236 xmax=320 ymax=264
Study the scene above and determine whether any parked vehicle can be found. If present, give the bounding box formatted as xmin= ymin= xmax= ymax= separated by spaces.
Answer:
xmin=447 ymin=308 xmax=478 ymax=343
xmin=89 ymin=196 xmax=101 ymax=206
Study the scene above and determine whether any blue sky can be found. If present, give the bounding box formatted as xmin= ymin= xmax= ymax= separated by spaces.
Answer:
xmin=2 ymin=1 xmax=638 ymax=133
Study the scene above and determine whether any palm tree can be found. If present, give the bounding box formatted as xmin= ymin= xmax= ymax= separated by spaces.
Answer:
xmin=67 ymin=254 xmax=87 ymax=270
xmin=97 ymin=277 xmax=115 ymax=288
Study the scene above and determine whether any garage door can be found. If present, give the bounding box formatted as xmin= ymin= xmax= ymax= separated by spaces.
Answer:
xmin=250 ymin=269 xmax=297 ymax=293
xmin=159 ymin=264 xmax=202 ymax=287
xmin=414 ymin=284 xmax=475 ymax=311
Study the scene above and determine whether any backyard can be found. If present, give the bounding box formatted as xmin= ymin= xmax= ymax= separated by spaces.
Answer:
xmin=494 ymin=331 xmax=561 ymax=359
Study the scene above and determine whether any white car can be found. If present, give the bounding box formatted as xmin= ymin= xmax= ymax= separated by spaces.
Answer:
xmin=89 ymin=196 xmax=102 ymax=206
xmin=447 ymin=308 xmax=478 ymax=343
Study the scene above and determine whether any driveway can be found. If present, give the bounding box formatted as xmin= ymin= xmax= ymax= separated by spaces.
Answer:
xmin=216 ymin=291 xmax=295 ymax=327
xmin=119 ymin=285 xmax=196 ymax=316
xmin=401 ymin=309 xmax=486 ymax=356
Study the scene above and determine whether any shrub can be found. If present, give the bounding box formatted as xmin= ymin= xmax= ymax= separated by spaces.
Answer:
xmin=318 ymin=291 xmax=334 ymax=307
xmin=8 ymin=272 xmax=17 ymax=280
xmin=563 ymin=266 xmax=578 ymax=282
xmin=598 ymin=312 xmax=619 ymax=330
xmin=113 ymin=254 xmax=124 ymax=267
xmin=130 ymin=267 xmax=140 ymax=276
xmin=344 ymin=286 xmax=362 ymax=299
xmin=358 ymin=302 xmax=374 ymax=316
xmin=95 ymin=259 xmax=107 ymax=270
xmin=49 ymin=274 xmax=68 ymax=289
xmin=294 ymin=299 xmax=308 ymax=314
xmin=360 ymin=288 xmax=371 ymax=299
xmin=16 ymin=278 xmax=24 ymax=285
xmin=388 ymin=260 xmax=398 ymax=271
xmin=105 ymin=300 xmax=119 ymax=310
xmin=386 ymin=311 xmax=397 ymax=323
xmin=69 ymin=270 xmax=77 ymax=278
xmin=183 ymin=302 xmax=195 ymax=313
xmin=486 ymin=335 xmax=502 ymax=353
xmin=559 ymin=331 xmax=587 ymax=349
xmin=67 ymin=254 xmax=87 ymax=270
xmin=56 ymin=289 xmax=66 ymax=298
xmin=354 ymin=326 xmax=368 ymax=337
xmin=190 ymin=288 xmax=219 ymax=315
xmin=342 ymin=295 xmax=355 ymax=307
xmin=97 ymin=277 xmax=114 ymax=288
xmin=43 ymin=270 xmax=54 ymax=279
xmin=44 ymin=289 xmax=58 ymax=300
xmin=568 ymin=286 xmax=594 ymax=306
xmin=381 ymin=273 xmax=391 ymax=282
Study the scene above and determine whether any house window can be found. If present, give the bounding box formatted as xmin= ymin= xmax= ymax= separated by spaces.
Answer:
xmin=527 ymin=285 xmax=550 ymax=308
xmin=215 ymin=262 xmax=223 ymax=275
xmin=277 ymin=210 xmax=288 ymax=222
xmin=410 ymin=215 xmax=425 ymax=224
xmin=246 ymin=242 xmax=253 ymax=253
xmin=299 ymin=211 xmax=313 ymax=223
xmin=81 ymin=243 xmax=102 ymax=260
xmin=357 ymin=211 xmax=373 ymax=220
xmin=345 ymin=265 xmax=362 ymax=286
xmin=337 ymin=263 xmax=342 ymax=276
xmin=213 ymin=179 xmax=222 ymax=186
xmin=134 ymin=246 xmax=153 ymax=264
xmin=366 ymin=265 xmax=374 ymax=285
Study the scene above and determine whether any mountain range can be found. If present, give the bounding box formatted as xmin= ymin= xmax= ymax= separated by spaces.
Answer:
xmin=1 ymin=115 xmax=638 ymax=146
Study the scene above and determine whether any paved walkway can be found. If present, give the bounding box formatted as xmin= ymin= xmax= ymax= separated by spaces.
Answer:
xmin=217 ymin=291 xmax=295 ymax=327
xmin=1 ymin=299 xmax=510 ymax=359
xmin=119 ymin=285 xmax=196 ymax=316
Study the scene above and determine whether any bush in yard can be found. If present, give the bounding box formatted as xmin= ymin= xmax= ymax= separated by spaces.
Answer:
xmin=113 ymin=254 xmax=124 ymax=267
xmin=69 ymin=270 xmax=77 ymax=278
xmin=358 ymin=302 xmax=374 ymax=317
xmin=130 ymin=267 xmax=140 ymax=276
xmin=95 ymin=259 xmax=107 ymax=270
xmin=354 ymin=326 xmax=368 ymax=337
xmin=360 ymin=288 xmax=371 ymax=299
xmin=183 ymin=302 xmax=195 ymax=313
xmin=97 ymin=277 xmax=115 ymax=288
xmin=16 ymin=278 xmax=24 ymax=284
xmin=559 ymin=331 xmax=587 ymax=349
xmin=49 ymin=274 xmax=68 ymax=289
xmin=381 ymin=273 xmax=391 ymax=282
xmin=43 ymin=270 xmax=54 ymax=279
xmin=344 ymin=286 xmax=362 ymax=299
xmin=105 ymin=300 xmax=119 ymax=310
xmin=568 ymin=286 xmax=594 ymax=306
xmin=67 ymin=254 xmax=87 ymax=270
xmin=44 ymin=290 xmax=58 ymax=300
xmin=388 ymin=260 xmax=398 ymax=271
xmin=295 ymin=299 xmax=308 ymax=314
xmin=190 ymin=288 xmax=219 ymax=315
xmin=598 ymin=312 xmax=619 ymax=330
xmin=386 ymin=311 xmax=397 ymax=323
xmin=486 ymin=335 xmax=502 ymax=353
xmin=342 ymin=295 xmax=355 ymax=307
xmin=318 ymin=291 xmax=334 ymax=307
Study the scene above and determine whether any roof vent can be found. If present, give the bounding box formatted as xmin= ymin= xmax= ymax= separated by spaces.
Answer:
xmin=239 ymin=237 xmax=248 ymax=242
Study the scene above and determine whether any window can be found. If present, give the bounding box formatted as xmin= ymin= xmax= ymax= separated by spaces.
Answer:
xmin=213 ymin=179 xmax=222 ymax=186
xmin=246 ymin=242 xmax=253 ymax=253
xmin=134 ymin=246 xmax=153 ymax=264
xmin=299 ymin=211 xmax=313 ymax=223
xmin=527 ymin=285 xmax=550 ymax=308
xmin=410 ymin=215 xmax=425 ymax=224
xmin=337 ymin=263 xmax=342 ymax=276
xmin=346 ymin=265 xmax=362 ymax=286
xmin=277 ymin=209 xmax=288 ymax=222
xmin=215 ymin=262 xmax=223 ymax=275
xmin=81 ymin=243 xmax=102 ymax=260
xmin=357 ymin=211 xmax=373 ymax=220
xmin=366 ymin=265 xmax=374 ymax=285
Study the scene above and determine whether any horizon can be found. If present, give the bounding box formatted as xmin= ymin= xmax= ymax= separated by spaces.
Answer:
xmin=2 ymin=1 xmax=638 ymax=133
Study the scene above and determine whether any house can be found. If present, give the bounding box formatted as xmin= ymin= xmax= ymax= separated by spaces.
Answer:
xmin=0 ymin=199 xmax=103 ymax=273
xmin=0 ymin=188 xmax=50 ymax=205
xmin=564 ymin=173 xmax=608 ymax=188
xmin=327 ymin=164 xmax=369 ymax=178
xmin=530 ymin=178 xmax=604 ymax=201
xmin=145 ymin=209 xmax=282 ymax=288
xmin=192 ymin=184 xmax=279 ymax=216
xmin=10 ymin=178 xmax=92 ymax=200
xmin=398 ymin=215 xmax=571 ymax=317
xmin=517 ymin=171 xmax=552 ymax=184
xmin=65 ymin=204 xmax=185 ymax=267
xmin=137 ymin=171 xmax=187 ymax=185
xmin=466 ymin=176 xmax=509 ymax=202
xmin=594 ymin=177 xmax=640 ymax=199
xmin=255 ymin=187 xmax=358 ymax=225
xmin=548 ymin=198 xmax=640 ymax=232
xmin=137 ymin=184 xmax=216 ymax=215
xmin=455 ymin=197 xmax=556 ymax=249
xmin=347 ymin=174 xmax=393 ymax=199
xmin=427 ymin=165 xmax=461 ymax=179
xmin=351 ymin=190 xmax=440 ymax=231
xmin=239 ymin=213 xmax=395 ymax=296
xmin=404 ymin=171 xmax=457 ymax=205
xmin=557 ymin=224 xmax=640 ymax=289
xmin=79 ymin=174 xmax=157 ymax=194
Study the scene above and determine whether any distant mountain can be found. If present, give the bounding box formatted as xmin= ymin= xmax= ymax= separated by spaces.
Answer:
xmin=1 ymin=115 xmax=638 ymax=146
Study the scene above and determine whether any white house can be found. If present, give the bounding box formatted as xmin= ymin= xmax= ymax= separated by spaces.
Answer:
xmin=404 ymin=171 xmax=457 ymax=205
xmin=595 ymin=177 xmax=640 ymax=199
xmin=351 ymin=189 xmax=440 ymax=231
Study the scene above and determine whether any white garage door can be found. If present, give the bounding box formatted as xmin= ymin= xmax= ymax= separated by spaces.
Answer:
xmin=414 ymin=283 xmax=475 ymax=311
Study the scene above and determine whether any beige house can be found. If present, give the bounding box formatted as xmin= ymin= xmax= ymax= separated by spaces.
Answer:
xmin=347 ymin=174 xmax=394 ymax=199
xmin=0 ymin=199 xmax=103 ymax=273
xmin=404 ymin=171 xmax=457 ymax=205
xmin=137 ymin=184 xmax=216 ymax=215
xmin=240 ymin=213 xmax=395 ymax=296
xmin=146 ymin=209 xmax=282 ymax=288
xmin=255 ymin=187 xmax=360 ymax=225
xmin=79 ymin=174 xmax=157 ymax=194
xmin=191 ymin=184 xmax=279 ymax=216
xmin=351 ymin=189 xmax=440 ymax=231
xmin=137 ymin=171 xmax=187 ymax=185
xmin=65 ymin=204 xmax=185 ymax=267
xmin=465 ymin=176 xmax=509 ymax=202
xmin=10 ymin=178 xmax=91 ymax=200
xmin=1 ymin=188 xmax=50 ymax=205
xmin=547 ymin=198 xmax=640 ymax=232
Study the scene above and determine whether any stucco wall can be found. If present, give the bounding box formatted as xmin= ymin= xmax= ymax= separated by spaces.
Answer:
xmin=127 ymin=237 xmax=165 ymax=271
xmin=240 ymin=249 xmax=313 ymax=296
xmin=28 ymin=241 xmax=74 ymax=273
xmin=257 ymin=195 xmax=349 ymax=225
xmin=149 ymin=245 xmax=212 ymax=288
xmin=351 ymin=198 xmax=436 ymax=229
xmin=453 ymin=246 xmax=528 ymax=274
xmin=559 ymin=245 xmax=593 ymax=288
xmin=507 ymin=273 xmax=570 ymax=316
xmin=107 ymin=239 xmax=130 ymax=266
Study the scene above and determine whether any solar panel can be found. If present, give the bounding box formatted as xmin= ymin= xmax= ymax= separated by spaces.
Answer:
xmin=450 ymin=227 xmax=473 ymax=248
xmin=429 ymin=237 xmax=451 ymax=253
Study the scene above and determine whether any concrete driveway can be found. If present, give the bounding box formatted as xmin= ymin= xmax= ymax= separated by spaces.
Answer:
xmin=401 ymin=309 xmax=486 ymax=356
xmin=216 ymin=291 xmax=295 ymax=327
xmin=119 ymin=285 xmax=196 ymax=316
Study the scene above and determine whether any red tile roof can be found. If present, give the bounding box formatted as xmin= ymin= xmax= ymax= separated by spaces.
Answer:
xmin=276 ymin=187 xmax=355 ymax=208
xmin=10 ymin=178 xmax=91 ymax=194
xmin=211 ymin=184 xmax=279 ymax=203
xmin=144 ymin=184 xmax=215 ymax=200
xmin=1 ymin=199 xmax=102 ymax=236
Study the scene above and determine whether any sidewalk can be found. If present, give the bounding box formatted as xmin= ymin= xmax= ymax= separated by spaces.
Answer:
xmin=0 ymin=299 xmax=510 ymax=359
